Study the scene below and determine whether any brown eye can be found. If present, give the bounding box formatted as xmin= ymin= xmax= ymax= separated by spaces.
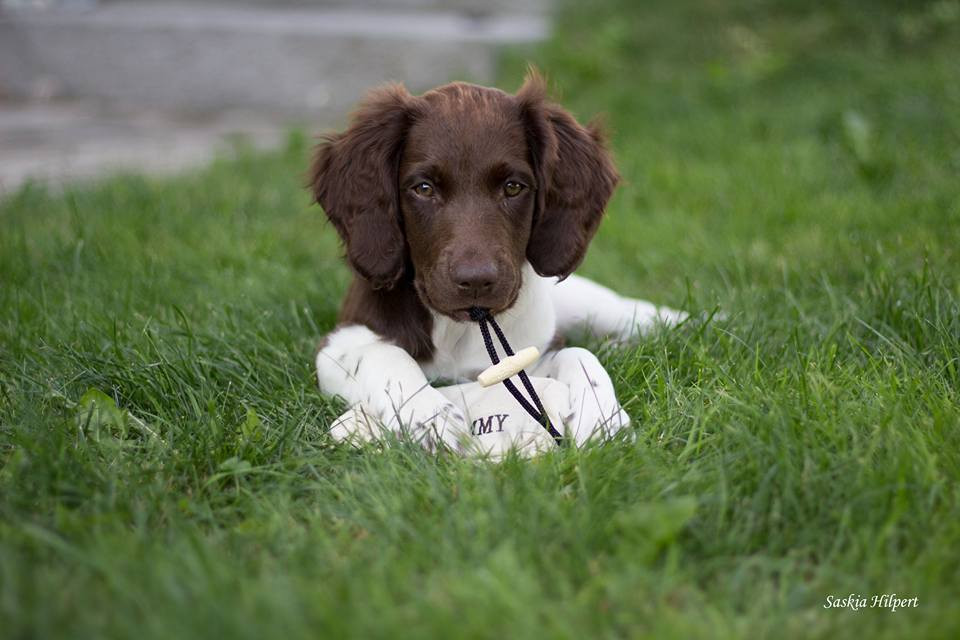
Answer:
xmin=413 ymin=181 xmax=435 ymax=198
xmin=504 ymin=180 xmax=524 ymax=198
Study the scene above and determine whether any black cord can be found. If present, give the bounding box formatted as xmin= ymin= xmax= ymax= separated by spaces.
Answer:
xmin=470 ymin=307 xmax=564 ymax=446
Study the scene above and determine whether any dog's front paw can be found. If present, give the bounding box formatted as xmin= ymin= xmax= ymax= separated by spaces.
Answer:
xmin=547 ymin=347 xmax=631 ymax=445
xmin=563 ymin=382 xmax=630 ymax=445
xmin=381 ymin=387 xmax=471 ymax=452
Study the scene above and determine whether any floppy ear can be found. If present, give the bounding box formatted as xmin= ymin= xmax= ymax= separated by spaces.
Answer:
xmin=309 ymin=84 xmax=416 ymax=290
xmin=517 ymin=73 xmax=619 ymax=279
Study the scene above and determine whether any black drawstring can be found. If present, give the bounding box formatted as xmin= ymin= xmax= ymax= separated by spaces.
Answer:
xmin=470 ymin=307 xmax=564 ymax=447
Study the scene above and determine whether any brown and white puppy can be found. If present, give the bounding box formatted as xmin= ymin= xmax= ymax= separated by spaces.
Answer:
xmin=311 ymin=72 xmax=684 ymax=449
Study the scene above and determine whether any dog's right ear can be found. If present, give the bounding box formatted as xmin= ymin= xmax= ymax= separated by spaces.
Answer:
xmin=309 ymin=84 xmax=416 ymax=290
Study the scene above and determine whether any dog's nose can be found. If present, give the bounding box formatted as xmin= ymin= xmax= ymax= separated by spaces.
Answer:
xmin=452 ymin=260 xmax=499 ymax=298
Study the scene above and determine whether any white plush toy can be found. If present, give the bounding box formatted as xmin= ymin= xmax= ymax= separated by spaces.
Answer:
xmin=328 ymin=375 xmax=574 ymax=459
xmin=329 ymin=308 xmax=629 ymax=459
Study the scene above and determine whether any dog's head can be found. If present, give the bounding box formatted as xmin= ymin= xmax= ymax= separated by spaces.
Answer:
xmin=309 ymin=72 xmax=619 ymax=321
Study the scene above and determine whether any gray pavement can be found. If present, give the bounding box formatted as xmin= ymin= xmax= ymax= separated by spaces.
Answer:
xmin=0 ymin=2 xmax=546 ymax=114
xmin=0 ymin=99 xmax=292 ymax=192
xmin=0 ymin=1 xmax=548 ymax=192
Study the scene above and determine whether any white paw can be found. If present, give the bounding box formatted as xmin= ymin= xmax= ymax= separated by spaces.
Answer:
xmin=548 ymin=347 xmax=630 ymax=445
xmin=378 ymin=386 xmax=471 ymax=452
xmin=563 ymin=382 xmax=630 ymax=445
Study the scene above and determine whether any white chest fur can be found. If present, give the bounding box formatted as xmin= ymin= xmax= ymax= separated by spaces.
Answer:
xmin=421 ymin=263 xmax=557 ymax=382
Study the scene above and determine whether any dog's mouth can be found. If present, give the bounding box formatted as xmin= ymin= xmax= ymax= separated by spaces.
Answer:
xmin=448 ymin=305 xmax=511 ymax=322
xmin=415 ymin=278 xmax=522 ymax=323
xmin=449 ymin=307 xmax=477 ymax=322
xmin=442 ymin=297 xmax=515 ymax=321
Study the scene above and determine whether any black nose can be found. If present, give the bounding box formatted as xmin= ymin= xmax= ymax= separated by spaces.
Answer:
xmin=452 ymin=260 xmax=499 ymax=298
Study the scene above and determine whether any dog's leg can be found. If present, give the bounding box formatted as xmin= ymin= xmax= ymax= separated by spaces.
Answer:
xmin=550 ymin=274 xmax=687 ymax=341
xmin=316 ymin=324 xmax=469 ymax=450
xmin=527 ymin=347 xmax=630 ymax=445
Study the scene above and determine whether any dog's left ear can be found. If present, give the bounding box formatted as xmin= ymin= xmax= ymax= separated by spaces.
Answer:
xmin=517 ymin=72 xmax=619 ymax=279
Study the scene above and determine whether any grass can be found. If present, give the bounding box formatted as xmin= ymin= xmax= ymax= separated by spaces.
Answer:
xmin=2 ymin=0 xmax=959 ymax=637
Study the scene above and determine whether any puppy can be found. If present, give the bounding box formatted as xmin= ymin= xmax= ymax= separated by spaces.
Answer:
xmin=310 ymin=72 xmax=684 ymax=450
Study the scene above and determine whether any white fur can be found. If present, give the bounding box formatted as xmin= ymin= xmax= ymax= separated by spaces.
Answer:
xmin=551 ymin=274 xmax=688 ymax=340
xmin=315 ymin=325 xmax=469 ymax=450
xmin=316 ymin=262 xmax=685 ymax=449
xmin=527 ymin=346 xmax=631 ymax=445
xmin=422 ymin=263 xmax=556 ymax=381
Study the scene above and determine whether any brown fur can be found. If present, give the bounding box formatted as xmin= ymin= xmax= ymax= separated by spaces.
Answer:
xmin=308 ymin=71 xmax=619 ymax=360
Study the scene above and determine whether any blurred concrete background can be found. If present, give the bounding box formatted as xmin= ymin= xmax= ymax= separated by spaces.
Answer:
xmin=0 ymin=0 xmax=550 ymax=191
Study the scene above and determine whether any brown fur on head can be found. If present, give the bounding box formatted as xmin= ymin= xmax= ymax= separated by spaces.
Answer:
xmin=309 ymin=71 xmax=619 ymax=325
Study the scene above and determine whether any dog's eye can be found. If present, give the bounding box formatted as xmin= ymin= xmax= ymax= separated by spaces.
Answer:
xmin=504 ymin=180 xmax=525 ymax=198
xmin=412 ymin=182 xmax=435 ymax=198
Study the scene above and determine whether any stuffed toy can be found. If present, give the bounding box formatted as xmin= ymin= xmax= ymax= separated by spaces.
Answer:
xmin=328 ymin=308 xmax=615 ymax=459
xmin=329 ymin=375 xmax=572 ymax=459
